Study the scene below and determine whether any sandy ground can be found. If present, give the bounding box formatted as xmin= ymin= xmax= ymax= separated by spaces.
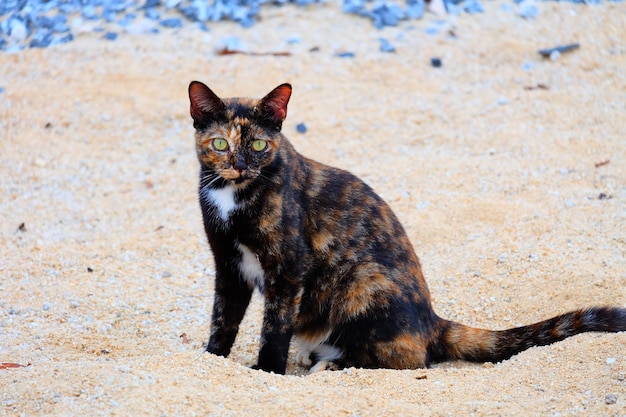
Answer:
xmin=1 ymin=1 xmax=626 ymax=415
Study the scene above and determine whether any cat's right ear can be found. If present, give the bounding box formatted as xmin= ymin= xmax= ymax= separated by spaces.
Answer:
xmin=189 ymin=81 xmax=226 ymax=129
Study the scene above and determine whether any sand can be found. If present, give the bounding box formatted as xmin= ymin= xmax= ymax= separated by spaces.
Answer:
xmin=1 ymin=1 xmax=625 ymax=415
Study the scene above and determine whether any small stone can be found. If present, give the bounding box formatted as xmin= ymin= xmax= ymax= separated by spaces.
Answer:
xmin=430 ymin=57 xmax=442 ymax=68
xmin=406 ymin=0 xmax=425 ymax=19
xmin=604 ymin=393 xmax=617 ymax=405
xmin=463 ymin=0 xmax=484 ymax=14
xmin=497 ymin=97 xmax=510 ymax=105
xmin=160 ymin=18 xmax=183 ymax=28
xmin=165 ymin=0 xmax=182 ymax=8
xmin=52 ymin=15 xmax=70 ymax=33
xmin=371 ymin=3 xmax=404 ymax=29
xmin=82 ymin=5 xmax=98 ymax=20
xmin=103 ymin=32 xmax=118 ymax=41
xmin=221 ymin=36 xmax=243 ymax=51
xmin=145 ymin=8 xmax=160 ymax=20
xmin=118 ymin=13 xmax=137 ymax=27
xmin=606 ymin=357 xmax=616 ymax=365
xmin=29 ymin=29 xmax=52 ymax=48
xmin=379 ymin=38 xmax=395 ymax=53
xmin=8 ymin=16 xmax=29 ymax=41
xmin=296 ymin=123 xmax=307 ymax=134
xmin=336 ymin=51 xmax=355 ymax=58
xmin=54 ymin=33 xmax=74 ymax=45
xmin=518 ymin=0 xmax=539 ymax=19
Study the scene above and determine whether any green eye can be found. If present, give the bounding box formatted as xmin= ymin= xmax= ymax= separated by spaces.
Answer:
xmin=252 ymin=140 xmax=268 ymax=152
xmin=212 ymin=138 xmax=229 ymax=151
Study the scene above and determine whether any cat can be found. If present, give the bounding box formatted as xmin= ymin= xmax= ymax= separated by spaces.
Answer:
xmin=188 ymin=81 xmax=626 ymax=375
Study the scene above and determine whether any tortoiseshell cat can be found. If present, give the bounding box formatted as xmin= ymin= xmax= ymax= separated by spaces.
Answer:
xmin=188 ymin=81 xmax=626 ymax=375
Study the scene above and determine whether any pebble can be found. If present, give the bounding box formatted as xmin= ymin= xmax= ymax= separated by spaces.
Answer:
xmin=296 ymin=123 xmax=307 ymax=134
xmin=431 ymin=57 xmax=442 ymax=68
xmin=463 ymin=0 xmax=485 ymax=14
xmin=336 ymin=51 xmax=355 ymax=58
xmin=160 ymin=18 xmax=183 ymax=28
xmin=518 ymin=0 xmax=539 ymax=19
xmin=104 ymin=31 xmax=118 ymax=41
xmin=604 ymin=393 xmax=617 ymax=405
xmin=378 ymin=37 xmax=395 ymax=53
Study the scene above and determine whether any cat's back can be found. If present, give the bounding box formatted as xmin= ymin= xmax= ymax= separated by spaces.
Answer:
xmin=293 ymin=151 xmax=418 ymax=267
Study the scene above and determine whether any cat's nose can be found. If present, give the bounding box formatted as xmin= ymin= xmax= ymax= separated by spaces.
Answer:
xmin=233 ymin=158 xmax=247 ymax=173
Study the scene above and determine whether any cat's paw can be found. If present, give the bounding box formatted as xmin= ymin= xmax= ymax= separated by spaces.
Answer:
xmin=295 ymin=350 xmax=312 ymax=367
xmin=309 ymin=360 xmax=339 ymax=374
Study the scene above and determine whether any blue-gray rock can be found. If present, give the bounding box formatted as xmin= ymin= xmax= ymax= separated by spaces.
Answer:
xmin=52 ymin=15 xmax=70 ymax=33
xmin=336 ymin=51 xmax=355 ymax=58
xmin=8 ymin=15 xmax=30 ymax=41
xmin=463 ymin=0 xmax=484 ymax=13
xmin=82 ymin=5 xmax=98 ymax=20
xmin=406 ymin=0 xmax=425 ymax=19
xmin=144 ymin=8 xmax=160 ymax=20
xmin=29 ymin=28 xmax=52 ymax=47
xmin=118 ymin=13 xmax=136 ymax=27
xmin=379 ymin=37 xmax=396 ymax=52
xmin=160 ymin=17 xmax=183 ymax=28
xmin=518 ymin=0 xmax=539 ymax=18
xmin=371 ymin=2 xmax=405 ymax=29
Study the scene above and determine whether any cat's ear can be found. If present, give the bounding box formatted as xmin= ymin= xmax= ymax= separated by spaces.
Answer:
xmin=258 ymin=83 xmax=292 ymax=127
xmin=189 ymin=81 xmax=226 ymax=128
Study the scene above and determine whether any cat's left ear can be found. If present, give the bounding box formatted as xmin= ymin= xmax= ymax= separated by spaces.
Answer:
xmin=189 ymin=81 xmax=226 ymax=129
xmin=258 ymin=83 xmax=292 ymax=127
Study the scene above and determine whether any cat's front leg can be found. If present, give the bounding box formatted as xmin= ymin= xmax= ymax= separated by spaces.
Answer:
xmin=254 ymin=284 xmax=298 ymax=374
xmin=206 ymin=268 xmax=253 ymax=357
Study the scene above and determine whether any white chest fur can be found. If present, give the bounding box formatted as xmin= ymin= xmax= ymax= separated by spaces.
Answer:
xmin=238 ymin=243 xmax=265 ymax=290
xmin=204 ymin=185 xmax=237 ymax=221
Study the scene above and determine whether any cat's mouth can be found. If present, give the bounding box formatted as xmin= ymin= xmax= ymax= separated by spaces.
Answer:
xmin=221 ymin=167 xmax=255 ymax=184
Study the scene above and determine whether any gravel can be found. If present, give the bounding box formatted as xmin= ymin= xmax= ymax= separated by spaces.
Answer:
xmin=0 ymin=0 xmax=622 ymax=52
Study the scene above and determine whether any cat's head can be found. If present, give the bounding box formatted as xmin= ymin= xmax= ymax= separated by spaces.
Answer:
xmin=188 ymin=81 xmax=292 ymax=185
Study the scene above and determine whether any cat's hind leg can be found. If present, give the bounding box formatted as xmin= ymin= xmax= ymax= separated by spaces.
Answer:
xmin=294 ymin=335 xmax=343 ymax=373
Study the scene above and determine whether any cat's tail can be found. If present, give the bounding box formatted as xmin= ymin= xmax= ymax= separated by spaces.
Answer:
xmin=429 ymin=306 xmax=626 ymax=364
